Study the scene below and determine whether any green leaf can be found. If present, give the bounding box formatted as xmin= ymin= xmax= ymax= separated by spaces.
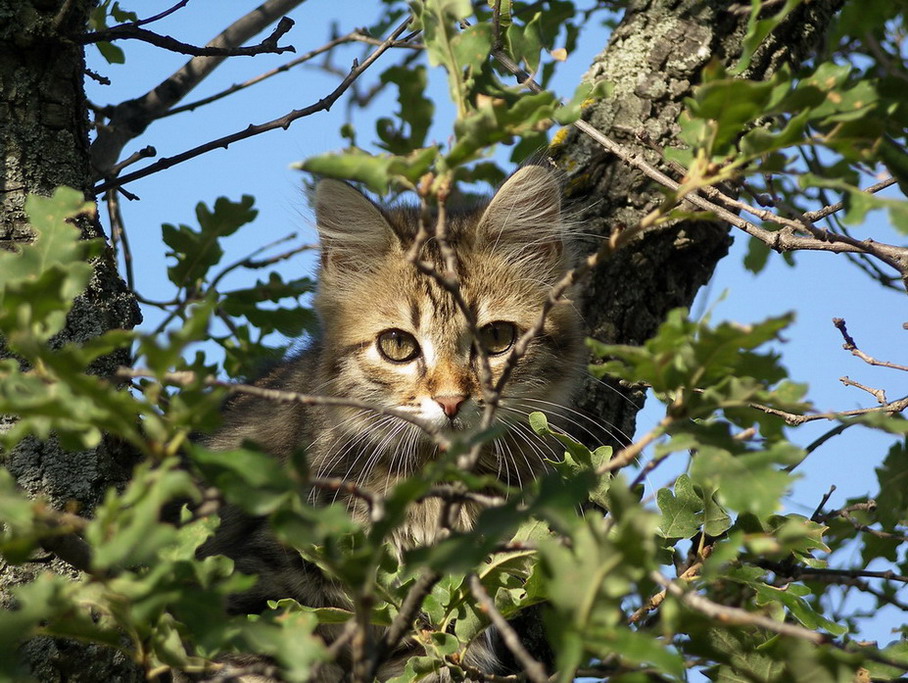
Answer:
xmin=656 ymin=476 xmax=701 ymax=539
xmin=731 ymin=0 xmax=805 ymax=75
xmin=753 ymin=583 xmax=847 ymax=635
xmin=378 ymin=65 xmax=434 ymax=154
xmin=743 ymin=236 xmax=771 ymax=273
xmin=297 ymin=147 xmax=437 ymax=194
xmin=96 ymin=41 xmax=125 ymax=64
xmin=190 ymin=445 xmax=295 ymax=516
xmin=0 ymin=188 xmax=97 ymax=342
xmin=163 ymin=195 xmax=257 ymax=288
xmin=690 ymin=442 xmax=802 ymax=518
xmin=85 ymin=460 xmax=198 ymax=570
xmin=415 ymin=0 xmax=487 ymax=114
xmin=506 ymin=12 xmax=543 ymax=73
xmin=702 ymin=488 xmax=733 ymax=537
xmin=874 ymin=439 xmax=908 ymax=528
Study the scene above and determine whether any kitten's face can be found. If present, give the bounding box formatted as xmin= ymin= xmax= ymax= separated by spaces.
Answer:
xmin=313 ymin=168 xmax=583 ymax=462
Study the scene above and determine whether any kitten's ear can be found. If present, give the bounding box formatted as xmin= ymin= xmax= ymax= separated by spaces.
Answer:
xmin=477 ymin=166 xmax=563 ymax=252
xmin=315 ymin=180 xmax=396 ymax=271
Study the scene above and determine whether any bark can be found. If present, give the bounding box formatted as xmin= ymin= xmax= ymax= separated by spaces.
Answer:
xmin=0 ymin=0 xmax=141 ymax=679
xmin=555 ymin=0 xmax=845 ymax=448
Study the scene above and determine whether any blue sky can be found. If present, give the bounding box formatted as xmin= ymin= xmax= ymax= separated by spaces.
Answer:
xmin=84 ymin=0 xmax=906 ymax=645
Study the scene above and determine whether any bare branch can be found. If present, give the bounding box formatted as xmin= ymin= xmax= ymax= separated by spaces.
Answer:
xmin=90 ymin=0 xmax=309 ymax=176
xmin=802 ymin=177 xmax=898 ymax=222
xmin=750 ymin=394 xmax=908 ymax=426
xmin=839 ymin=376 xmax=888 ymax=405
xmin=758 ymin=560 xmax=908 ymax=612
xmin=110 ymin=145 xmax=157 ymax=176
xmin=309 ymin=477 xmax=384 ymax=523
xmin=598 ymin=416 xmax=673 ymax=476
xmin=207 ymin=232 xmax=316 ymax=292
xmin=80 ymin=16 xmax=296 ymax=58
xmin=162 ymin=29 xmax=370 ymax=118
xmin=833 ymin=317 xmax=908 ymax=372
xmin=818 ymin=502 xmax=908 ymax=544
xmin=93 ymin=16 xmax=412 ymax=193
xmin=629 ymin=549 xmax=710 ymax=624
xmin=761 ymin=560 xmax=908 ymax=587
xmin=125 ymin=0 xmax=192 ymax=28
xmin=104 ymin=189 xmax=135 ymax=293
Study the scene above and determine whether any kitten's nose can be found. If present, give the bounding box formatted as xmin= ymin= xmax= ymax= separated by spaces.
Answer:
xmin=435 ymin=395 xmax=467 ymax=418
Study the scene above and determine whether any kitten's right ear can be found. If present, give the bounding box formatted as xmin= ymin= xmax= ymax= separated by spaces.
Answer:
xmin=315 ymin=180 xmax=396 ymax=271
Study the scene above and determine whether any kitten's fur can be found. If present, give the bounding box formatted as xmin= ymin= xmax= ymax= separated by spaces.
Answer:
xmin=199 ymin=166 xmax=584 ymax=679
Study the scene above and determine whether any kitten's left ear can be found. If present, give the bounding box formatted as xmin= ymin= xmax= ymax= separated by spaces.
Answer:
xmin=315 ymin=179 xmax=397 ymax=272
xmin=477 ymin=166 xmax=564 ymax=259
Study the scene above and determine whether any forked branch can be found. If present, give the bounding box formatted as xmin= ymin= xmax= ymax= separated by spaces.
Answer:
xmin=93 ymin=17 xmax=413 ymax=194
xmin=80 ymin=17 xmax=296 ymax=57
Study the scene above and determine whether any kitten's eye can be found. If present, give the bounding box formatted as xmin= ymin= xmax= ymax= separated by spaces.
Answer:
xmin=478 ymin=321 xmax=517 ymax=355
xmin=377 ymin=329 xmax=420 ymax=363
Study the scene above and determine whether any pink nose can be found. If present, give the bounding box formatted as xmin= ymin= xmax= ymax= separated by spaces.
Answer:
xmin=435 ymin=395 xmax=466 ymax=418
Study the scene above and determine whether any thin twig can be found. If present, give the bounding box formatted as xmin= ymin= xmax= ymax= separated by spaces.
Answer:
xmin=652 ymin=570 xmax=829 ymax=645
xmin=839 ymin=376 xmax=888 ymax=405
xmin=833 ymin=318 xmax=908 ymax=372
xmin=309 ymin=619 xmax=360 ymax=681
xmin=309 ymin=477 xmax=384 ymax=523
xmin=367 ymin=570 xmax=442 ymax=677
xmin=468 ymin=575 xmax=548 ymax=683
xmin=802 ymin=177 xmax=898 ymax=222
xmin=162 ymin=30 xmax=372 ymax=118
xmin=810 ymin=485 xmax=837 ymax=521
xmin=126 ymin=0 xmax=191 ymax=28
xmin=750 ymin=394 xmax=908 ymax=426
xmin=760 ymin=561 xmax=908 ymax=586
xmin=80 ymin=17 xmax=297 ymax=57
xmin=93 ymin=17 xmax=412 ymax=194
xmin=115 ymin=367 xmax=450 ymax=449
xmin=597 ymin=416 xmax=673 ymax=476
xmin=104 ymin=189 xmax=135 ymax=293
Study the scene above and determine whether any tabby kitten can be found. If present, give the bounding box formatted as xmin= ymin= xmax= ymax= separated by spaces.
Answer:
xmin=199 ymin=166 xmax=584 ymax=678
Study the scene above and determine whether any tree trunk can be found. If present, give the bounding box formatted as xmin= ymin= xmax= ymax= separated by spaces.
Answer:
xmin=0 ymin=1 xmax=141 ymax=679
xmin=556 ymin=0 xmax=844 ymax=446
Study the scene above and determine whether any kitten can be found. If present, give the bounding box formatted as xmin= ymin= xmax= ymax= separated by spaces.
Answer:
xmin=198 ymin=166 xmax=584 ymax=679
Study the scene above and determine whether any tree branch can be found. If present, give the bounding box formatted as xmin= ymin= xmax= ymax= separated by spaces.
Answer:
xmin=115 ymin=367 xmax=449 ymax=449
xmin=652 ymin=570 xmax=829 ymax=645
xmin=367 ymin=569 xmax=442 ymax=677
xmin=90 ymin=0 xmax=309 ymax=176
xmin=468 ymin=574 xmax=548 ymax=683
xmin=749 ymin=395 xmax=908 ymax=426
xmin=833 ymin=317 xmax=908 ymax=372
xmin=161 ymin=29 xmax=368 ymax=118
xmin=119 ymin=0 xmax=191 ymax=29
xmin=93 ymin=16 xmax=412 ymax=193
xmin=494 ymin=48 xmax=908 ymax=285
xmin=80 ymin=17 xmax=296 ymax=57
